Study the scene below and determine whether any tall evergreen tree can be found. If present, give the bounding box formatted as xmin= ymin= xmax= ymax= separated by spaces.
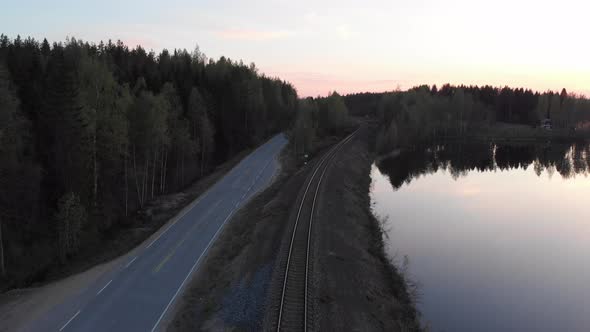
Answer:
xmin=0 ymin=63 xmax=41 ymax=277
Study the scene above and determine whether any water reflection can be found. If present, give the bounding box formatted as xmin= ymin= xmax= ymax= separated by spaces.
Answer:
xmin=377 ymin=142 xmax=590 ymax=190
xmin=371 ymin=142 xmax=590 ymax=332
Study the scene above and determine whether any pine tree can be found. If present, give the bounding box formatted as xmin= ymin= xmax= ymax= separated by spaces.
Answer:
xmin=187 ymin=87 xmax=214 ymax=176
xmin=55 ymin=192 xmax=87 ymax=263
xmin=0 ymin=63 xmax=40 ymax=277
xmin=79 ymin=54 xmax=130 ymax=226
xmin=44 ymin=50 xmax=92 ymax=202
xmin=0 ymin=64 xmax=20 ymax=277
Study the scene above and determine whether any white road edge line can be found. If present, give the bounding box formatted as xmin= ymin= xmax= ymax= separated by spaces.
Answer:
xmin=146 ymin=173 xmax=220 ymax=249
xmin=125 ymin=256 xmax=138 ymax=268
xmin=59 ymin=310 xmax=80 ymax=331
xmin=149 ymin=209 xmax=236 ymax=332
xmin=144 ymin=136 xmax=274 ymax=251
xmin=150 ymin=150 xmax=277 ymax=332
xmin=146 ymin=223 xmax=174 ymax=249
xmin=96 ymin=280 xmax=113 ymax=296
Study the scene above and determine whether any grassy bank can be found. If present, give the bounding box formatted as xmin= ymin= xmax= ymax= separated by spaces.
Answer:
xmin=312 ymin=122 xmax=421 ymax=331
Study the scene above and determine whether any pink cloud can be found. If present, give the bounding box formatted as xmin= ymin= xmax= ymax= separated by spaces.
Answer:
xmin=215 ymin=29 xmax=292 ymax=41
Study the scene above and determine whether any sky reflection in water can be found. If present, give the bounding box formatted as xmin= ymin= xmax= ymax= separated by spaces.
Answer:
xmin=371 ymin=143 xmax=590 ymax=332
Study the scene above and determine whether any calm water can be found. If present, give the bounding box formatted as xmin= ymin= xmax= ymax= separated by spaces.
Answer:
xmin=370 ymin=143 xmax=590 ymax=332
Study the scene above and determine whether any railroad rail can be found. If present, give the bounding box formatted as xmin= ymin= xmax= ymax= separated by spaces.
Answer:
xmin=276 ymin=129 xmax=358 ymax=332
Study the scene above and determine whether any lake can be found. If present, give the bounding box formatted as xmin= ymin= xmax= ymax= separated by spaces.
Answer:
xmin=370 ymin=142 xmax=590 ymax=332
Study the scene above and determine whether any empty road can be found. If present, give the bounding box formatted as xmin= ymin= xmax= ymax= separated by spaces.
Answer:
xmin=20 ymin=134 xmax=287 ymax=332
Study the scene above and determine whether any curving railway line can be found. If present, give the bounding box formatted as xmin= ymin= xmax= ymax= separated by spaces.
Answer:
xmin=274 ymin=129 xmax=358 ymax=332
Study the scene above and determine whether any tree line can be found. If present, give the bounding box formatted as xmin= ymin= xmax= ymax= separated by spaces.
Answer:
xmin=291 ymin=92 xmax=354 ymax=156
xmin=346 ymin=85 xmax=590 ymax=153
xmin=0 ymin=35 xmax=297 ymax=287
xmin=346 ymin=84 xmax=590 ymax=125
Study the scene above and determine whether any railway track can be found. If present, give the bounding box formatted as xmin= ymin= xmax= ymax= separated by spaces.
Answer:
xmin=275 ymin=129 xmax=358 ymax=332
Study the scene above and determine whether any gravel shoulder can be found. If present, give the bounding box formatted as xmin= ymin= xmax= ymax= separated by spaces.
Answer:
xmin=166 ymin=147 xmax=304 ymax=331
xmin=166 ymin=136 xmax=343 ymax=331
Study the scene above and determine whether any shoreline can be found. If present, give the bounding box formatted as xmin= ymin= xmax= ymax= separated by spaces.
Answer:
xmin=312 ymin=123 xmax=420 ymax=331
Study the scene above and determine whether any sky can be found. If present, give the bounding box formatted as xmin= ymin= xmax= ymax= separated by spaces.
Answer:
xmin=2 ymin=0 xmax=590 ymax=97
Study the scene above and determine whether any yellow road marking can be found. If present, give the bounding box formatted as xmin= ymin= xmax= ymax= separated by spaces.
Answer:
xmin=153 ymin=235 xmax=189 ymax=273
xmin=152 ymin=199 xmax=223 ymax=274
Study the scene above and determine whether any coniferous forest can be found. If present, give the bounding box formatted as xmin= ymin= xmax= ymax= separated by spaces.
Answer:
xmin=0 ymin=35 xmax=298 ymax=288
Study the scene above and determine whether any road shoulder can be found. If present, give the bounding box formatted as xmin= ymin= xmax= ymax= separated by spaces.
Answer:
xmin=165 ymin=147 xmax=308 ymax=331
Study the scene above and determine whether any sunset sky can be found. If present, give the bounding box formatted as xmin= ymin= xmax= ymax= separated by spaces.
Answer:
xmin=3 ymin=0 xmax=589 ymax=96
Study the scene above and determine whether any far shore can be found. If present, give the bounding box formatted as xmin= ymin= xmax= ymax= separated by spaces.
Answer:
xmin=375 ymin=122 xmax=589 ymax=161
xmin=460 ymin=122 xmax=590 ymax=142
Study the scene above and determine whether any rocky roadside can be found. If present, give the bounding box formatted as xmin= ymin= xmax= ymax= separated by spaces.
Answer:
xmin=166 ymin=147 xmax=304 ymax=331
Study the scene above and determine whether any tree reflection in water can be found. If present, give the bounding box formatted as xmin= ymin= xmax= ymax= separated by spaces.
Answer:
xmin=377 ymin=142 xmax=590 ymax=190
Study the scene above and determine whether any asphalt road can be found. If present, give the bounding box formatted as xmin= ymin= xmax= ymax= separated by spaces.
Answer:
xmin=21 ymin=134 xmax=287 ymax=332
